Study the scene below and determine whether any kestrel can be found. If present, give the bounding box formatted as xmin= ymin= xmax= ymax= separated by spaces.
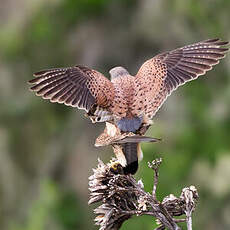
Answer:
xmin=95 ymin=122 xmax=160 ymax=174
xmin=29 ymin=39 xmax=229 ymax=135
xmin=95 ymin=122 xmax=159 ymax=147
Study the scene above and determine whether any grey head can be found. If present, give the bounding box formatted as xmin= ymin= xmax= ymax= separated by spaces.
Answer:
xmin=109 ymin=66 xmax=129 ymax=80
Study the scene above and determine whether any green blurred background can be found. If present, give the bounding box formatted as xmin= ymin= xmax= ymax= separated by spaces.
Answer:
xmin=0 ymin=0 xmax=230 ymax=229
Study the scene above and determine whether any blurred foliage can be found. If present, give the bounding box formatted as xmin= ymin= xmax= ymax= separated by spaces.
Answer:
xmin=0 ymin=0 xmax=229 ymax=229
xmin=9 ymin=181 xmax=89 ymax=230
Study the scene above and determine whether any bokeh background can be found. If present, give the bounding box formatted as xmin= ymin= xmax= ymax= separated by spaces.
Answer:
xmin=0 ymin=0 xmax=230 ymax=229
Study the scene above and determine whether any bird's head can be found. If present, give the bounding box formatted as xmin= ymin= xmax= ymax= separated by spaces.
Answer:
xmin=109 ymin=66 xmax=129 ymax=80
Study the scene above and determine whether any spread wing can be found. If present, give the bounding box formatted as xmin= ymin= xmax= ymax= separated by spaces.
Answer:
xmin=28 ymin=65 xmax=114 ymax=114
xmin=133 ymin=38 xmax=229 ymax=118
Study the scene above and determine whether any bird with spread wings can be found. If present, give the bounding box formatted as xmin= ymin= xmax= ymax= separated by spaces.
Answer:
xmin=29 ymin=38 xmax=229 ymax=174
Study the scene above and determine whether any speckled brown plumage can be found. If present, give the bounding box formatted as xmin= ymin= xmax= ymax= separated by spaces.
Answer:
xmin=29 ymin=38 xmax=229 ymax=133
xmin=29 ymin=65 xmax=114 ymax=112
xmin=95 ymin=122 xmax=159 ymax=147
xmin=111 ymin=76 xmax=135 ymax=118
xmin=95 ymin=122 xmax=160 ymax=174
xmin=134 ymin=38 xmax=229 ymax=119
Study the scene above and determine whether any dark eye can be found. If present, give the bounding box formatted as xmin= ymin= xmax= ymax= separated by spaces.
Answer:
xmin=96 ymin=117 xmax=101 ymax=121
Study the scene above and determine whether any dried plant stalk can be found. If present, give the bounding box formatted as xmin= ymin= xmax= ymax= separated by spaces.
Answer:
xmin=88 ymin=158 xmax=198 ymax=230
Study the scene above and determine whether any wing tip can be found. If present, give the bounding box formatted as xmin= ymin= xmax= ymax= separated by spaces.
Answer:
xmin=204 ymin=38 xmax=220 ymax=43
xmin=204 ymin=38 xmax=229 ymax=46
xmin=33 ymin=71 xmax=42 ymax=77
xmin=29 ymin=84 xmax=39 ymax=91
xmin=28 ymin=78 xmax=38 ymax=84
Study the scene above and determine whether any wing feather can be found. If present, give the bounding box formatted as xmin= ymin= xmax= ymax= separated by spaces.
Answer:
xmin=134 ymin=38 xmax=229 ymax=118
xmin=28 ymin=65 xmax=115 ymax=114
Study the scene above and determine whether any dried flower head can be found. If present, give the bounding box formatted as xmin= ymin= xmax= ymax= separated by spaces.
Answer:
xmin=89 ymin=158 xmax=199 ymax=230
xmin=88 ymin=159 xmax=142 ymax=229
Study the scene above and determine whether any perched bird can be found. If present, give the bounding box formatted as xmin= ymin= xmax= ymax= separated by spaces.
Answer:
xmin=95 ymin=122 xmax=160 ymax=174
xmin=29 ymin=38 xmax=229 ymax=135
xmin=94 ymin=122 xmax=159 ymax=147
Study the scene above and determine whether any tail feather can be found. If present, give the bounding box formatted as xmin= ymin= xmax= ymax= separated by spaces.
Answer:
xmin=114 ymin=135 xmax=161 ymax=144
xmin=116 ymin=135 xmax=160 ymax=174
xmin=122 ymin=142 xmax=139 ymax=175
